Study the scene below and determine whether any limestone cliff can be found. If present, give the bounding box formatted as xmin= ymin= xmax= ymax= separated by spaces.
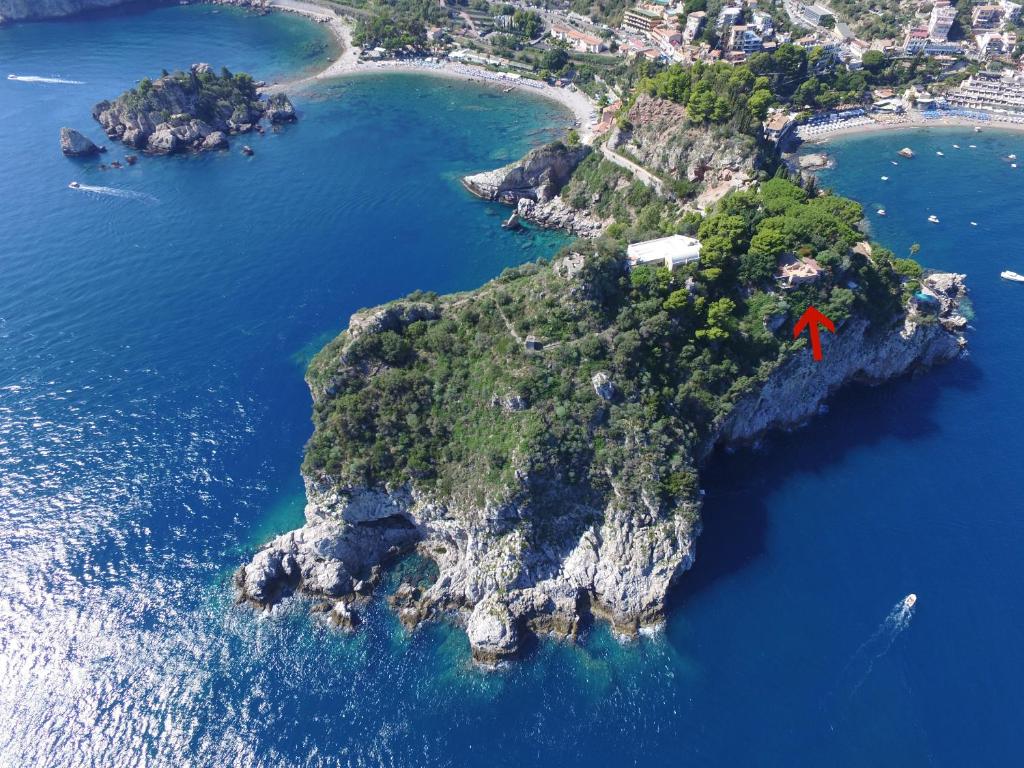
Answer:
xmin=462 ymin=141 xmax=604 ymax=237
xmin=615 ymin=93 xmax=762 ymax=204
xmin=0 ymin=0 xmax=129 ymax=23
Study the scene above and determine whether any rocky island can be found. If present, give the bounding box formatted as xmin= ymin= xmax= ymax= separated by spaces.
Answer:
xmin=92 ymin=63 xmax=296 ymax=155
xmin=238 ymin=157 xmax=969 ymax=662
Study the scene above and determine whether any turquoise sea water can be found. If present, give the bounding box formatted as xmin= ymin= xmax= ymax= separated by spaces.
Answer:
xmin=2 ymin=5 xmax=1024 ymax=765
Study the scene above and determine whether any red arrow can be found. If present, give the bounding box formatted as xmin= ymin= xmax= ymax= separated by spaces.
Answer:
xmin=793 ymin=306 xmax=835 ymax=361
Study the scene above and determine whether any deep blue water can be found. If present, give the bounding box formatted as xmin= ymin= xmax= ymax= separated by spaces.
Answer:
xmin=2 ymin=6 xmax=1023 ymax=765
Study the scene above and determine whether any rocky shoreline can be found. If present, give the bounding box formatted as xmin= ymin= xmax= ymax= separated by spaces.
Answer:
xmin=461 ymin=141 xmax=606 ymax=238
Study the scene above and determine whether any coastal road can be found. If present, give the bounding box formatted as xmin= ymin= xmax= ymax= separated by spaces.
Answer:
xmin=599 ymin=143 xmax=671 ymax=198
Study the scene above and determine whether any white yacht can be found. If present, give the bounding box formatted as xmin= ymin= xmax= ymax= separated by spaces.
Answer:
xmin=68 ymin=181 xmax=80 ymax=189
xmin=1001 ymin=270 xmax=1024 ymax=282
xmin=903 ymin=594 xmax=917 ymax=610
xmin=936 ymin=151 xmax=944 ymax=156
xmin=928 ymin=214 xmax=940 ymax=223
xmin=877 ymin=209 xmax=886 ymax=217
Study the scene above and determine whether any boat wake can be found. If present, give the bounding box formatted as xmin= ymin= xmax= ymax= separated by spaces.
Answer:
xmin=8 ymin=74 xmax=85 ymax=85
xmin=823 ymin=595 xmax=916 ymax=726
xmin=69 ymin=184 xmax=159 ymax=204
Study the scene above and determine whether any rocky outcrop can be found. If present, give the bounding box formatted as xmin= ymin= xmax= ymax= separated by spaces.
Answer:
xmin=617 ymin=93 xmax=761 ymax=203
xmin=710 ymin=273 xmax=968 ymax=452
xmin=515 ymin=196 xmax=606 ymax=238
xmin=238 ymin=273 xmax=968 ymax=666
xmin=59 ymin=127 xmax=102 ymax=157
xmin=0 ymin=0 xmax=128 ymax=23
xmin=92 ymin=64 xmax=296 ymax=155
xmin=462 ymin=142 xmax=590 ymax=204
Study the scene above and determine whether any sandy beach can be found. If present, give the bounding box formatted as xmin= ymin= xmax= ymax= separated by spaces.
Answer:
xmin=800 ymin=112 xmax=1024 ymax=145
xmin=262 ymin=0 xmax=598 ymax=141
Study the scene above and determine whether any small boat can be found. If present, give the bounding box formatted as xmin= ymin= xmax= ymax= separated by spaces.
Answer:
xmin=903 ymin=594 xmax=917 ymax=610
xmin=502 ymin=86 xmax=513 ymax=93
xmin=953 ymin=144 xmax=960 ymax=149
xmin=881 ymin=175 xmax=889 ymax=181
xmin=1001 ymin=270 xmax=1024 ymax=282
xmin=928 ymin=214 xmax=940 ymax=223
xmin=971 ymin=221 xmax=978 ymax=226
xmin=936 ymin=151 xmax=944 ymax=156
xmin=1013 ymin=164 xmax=1019 ymax=169
xmin=877 ymin=209 xmax=886 ymax=216
xmin=969 ymin=144 xmax=977 ymax=148
xmin=975 ymin=126 xmax=983 ymax=132
xmin=1009 ymin=154 xmax=1017 ymax=160
xmin=891 ymin=160 xmax=899 ymax=166
xmin=899 ymin=147 xmax=915 ymax=158
xmin=7 ymin=74 xmax=16 ymax=80
xmin=68 ymin=181 xmax=80 ymax=189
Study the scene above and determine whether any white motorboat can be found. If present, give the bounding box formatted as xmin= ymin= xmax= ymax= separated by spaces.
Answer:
xmin=1001 ymin=270 xmax=1024 ymax=282
xmin=970 ymin=221 xmax=978 ymax=226
xmin=877 ymin=209 xmax=886 ymax=216
xmin=903 ymin=594 xmax=917 ymax=610
xmin=953 ymin=144 xmax=960 ymax=149
xmin=881 ymin=175 xmax=889 ymax=181
xmin=936 ymin=151 xmax=944 ymax=156
xmin=928 ymin=214 xmax=940 ymax=223
xmin=68 ymin=181 xmax=80 ymax=189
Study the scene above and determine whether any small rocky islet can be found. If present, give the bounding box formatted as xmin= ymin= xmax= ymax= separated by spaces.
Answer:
xmin=75 ymin=62 xmax=295 ymax=156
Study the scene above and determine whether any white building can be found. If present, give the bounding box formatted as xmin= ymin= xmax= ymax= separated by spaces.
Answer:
xmin=750 ymin=10 xmax=774 ymax=36
xmin=627 ymin=235 xmax=702 ymax=270
xmin=549 ymin=24 xmax=605 ymax=53
xmin=729 ymin=25 xmax=764 ymax=55
xmin=928 ymin=2 xmax=957 ymax=42
xmin=717 ymin=4 xmax=743 ymax=29
xmin=794 ymin=3 xmax=834 ymax=27
xmin=683 ymin=10 xmax=706 ymax=42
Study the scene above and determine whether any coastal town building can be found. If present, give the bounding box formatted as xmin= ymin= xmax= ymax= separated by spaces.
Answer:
xmin=948 ymin=70 xmax=1024 ymax=113
xmin=790 ymin=3 xmax=834 ymax=28
xmin=683 ymin=10 xmax=706 ymax=43
xmin=977 ymin=30 xmax=1018 ymax=57
xmin=651 ymin=25 xmax=683 ymax=53
xmin=763 ymin=111 xmax=796 ymax=143
xmin=728 ymin=25 xmax=764 ymax=55
xmin=777 ymin=255 xmax=823 ymax=288
xmin=750 ymin=9 xmax=774 ymax=36
xmin=623 ymin=7 xmax=662 ymax=35
xmin=903 ymin=28 xmax=963 ymax=56
xmin=971 ymin=4 xmax=1004 ymax=30
xmin=717 ymin=4 xmax=742 ymax=29
xmin=549 ymin=23 xmax=605 ymax=53
xmin=626 ymin=235 xmax=702 ymax=271
xmin=927 ymin=2 xmax=957 ymax=42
